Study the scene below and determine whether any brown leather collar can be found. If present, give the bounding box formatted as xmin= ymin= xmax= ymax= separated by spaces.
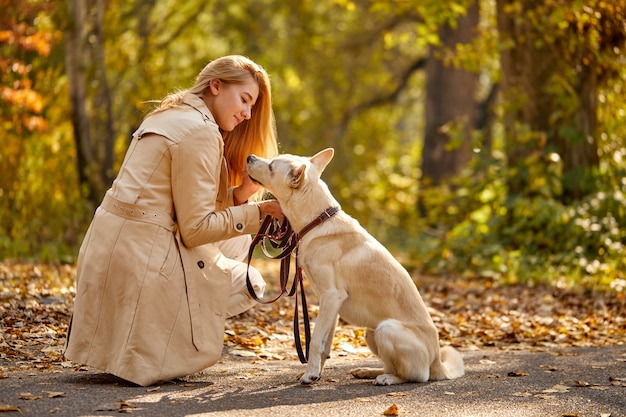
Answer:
xmin=296 ymin=206 xmax=341 ymax=241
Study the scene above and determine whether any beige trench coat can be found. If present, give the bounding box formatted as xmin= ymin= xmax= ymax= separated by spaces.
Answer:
xmin=64 ymin=94 xmax=261 ymax=386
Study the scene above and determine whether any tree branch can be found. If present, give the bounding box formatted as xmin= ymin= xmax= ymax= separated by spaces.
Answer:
xmin=345 ymin=57 xmax=427 ymax=120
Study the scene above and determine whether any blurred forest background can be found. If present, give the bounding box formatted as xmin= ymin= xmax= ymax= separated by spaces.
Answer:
xmin=1 ymin=0 xmax=625 ymax=291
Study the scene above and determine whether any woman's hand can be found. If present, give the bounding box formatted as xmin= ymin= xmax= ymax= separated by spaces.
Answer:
xmin=234 ymin=170 xmax=284 ymax=220
xmin=258 ymin=199 xmax=284 ymax=221
xmin=233 ymin=170 xmax=260 ymax=205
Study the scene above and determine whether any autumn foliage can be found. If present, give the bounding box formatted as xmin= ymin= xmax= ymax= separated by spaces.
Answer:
xmin=2 ymin=260 xmax=623 ymax=375
xmin=0 ymin=1 xmax=625 ymax=291
xmin=0 ymin=0 xmax=59 ymax=134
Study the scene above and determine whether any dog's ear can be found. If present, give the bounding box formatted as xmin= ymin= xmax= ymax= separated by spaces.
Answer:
xmin=310 ymin=148 xmax=334 ymax=173
xmin=290 ymin=164 xmax=306 ymax=188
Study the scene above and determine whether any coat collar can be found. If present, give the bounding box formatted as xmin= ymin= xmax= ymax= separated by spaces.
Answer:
xmin=183 ymin=93 xmax=217 ymax=125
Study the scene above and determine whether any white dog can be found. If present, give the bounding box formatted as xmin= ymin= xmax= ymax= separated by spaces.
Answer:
xmin=246 ymin=148 xmax=464 ymax=385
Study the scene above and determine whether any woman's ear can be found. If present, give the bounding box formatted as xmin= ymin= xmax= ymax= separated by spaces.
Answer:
xmin=208 ymin=79 xmax=221 ymax=95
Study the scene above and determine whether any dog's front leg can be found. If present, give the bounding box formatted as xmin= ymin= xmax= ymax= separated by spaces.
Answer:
xmin=300 ymin=289 xmax=347 ymax=384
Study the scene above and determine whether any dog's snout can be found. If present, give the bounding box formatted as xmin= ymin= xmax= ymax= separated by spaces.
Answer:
xmin=247 ymin=155 xmax=256 ymax=163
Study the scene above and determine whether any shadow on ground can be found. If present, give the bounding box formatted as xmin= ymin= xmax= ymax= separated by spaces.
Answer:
xmin=1 ymin=346 xmax=625 ymax=416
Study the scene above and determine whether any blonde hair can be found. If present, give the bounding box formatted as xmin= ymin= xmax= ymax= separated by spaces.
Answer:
xmin=151 ymin=55 xmax=278 ymax=188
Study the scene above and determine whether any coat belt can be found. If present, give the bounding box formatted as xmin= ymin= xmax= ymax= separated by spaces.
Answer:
xmin=101 ymin=194 xmax=176 ymax=232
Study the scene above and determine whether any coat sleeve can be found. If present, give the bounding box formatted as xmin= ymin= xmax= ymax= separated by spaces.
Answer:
xmin=171 ymin=124 xmax=260 ymax=248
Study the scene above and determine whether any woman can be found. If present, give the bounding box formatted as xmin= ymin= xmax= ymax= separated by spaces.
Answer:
xmin=64 ymin=55 xmax=283 ymax=386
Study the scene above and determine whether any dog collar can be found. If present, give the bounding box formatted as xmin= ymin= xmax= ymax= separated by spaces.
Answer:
xmin=296 ymin=206 xmax=341 ymax=241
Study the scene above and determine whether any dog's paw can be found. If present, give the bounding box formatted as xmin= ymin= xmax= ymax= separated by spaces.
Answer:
xmin=299 ymin=372 xmax=321 ymax=385
xmin=374 ymin=373 xmax=406 ymax=386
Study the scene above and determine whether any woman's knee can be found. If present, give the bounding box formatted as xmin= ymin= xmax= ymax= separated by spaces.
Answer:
xmin=230 ymin=262 xmax=265 ymax=297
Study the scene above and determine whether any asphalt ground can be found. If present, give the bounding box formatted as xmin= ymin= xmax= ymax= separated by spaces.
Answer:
xmin=1 ymin=345 xmax=625 ymax=416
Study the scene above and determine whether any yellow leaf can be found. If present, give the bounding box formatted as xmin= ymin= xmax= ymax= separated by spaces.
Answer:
xmin=383 ymin=404 xmax=399 ymax=416
xmin=0 ymin=404 xmax=21 ymax=412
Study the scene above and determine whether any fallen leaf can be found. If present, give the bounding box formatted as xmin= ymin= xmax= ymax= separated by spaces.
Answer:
xmin=609 ymin=377 xmax=626 ymax=387
xmin=508 ymin=369 xmax=529 ymax=377
xmin=231 ymin=349 xmax=256 ymax=358
xmin=572 ymin=380 xmax=590 ymax=387
xmin=45 ymin=392 xmax=65 ymax=398
xmin=0 ymin=404 xmax=21 ymax=412
xmin=18 ymin=392 xmax=41 ymax=401
xmin=561 ymin=413 xmax=579 ymax=417
xmin=146 ymin=386 xmax=161 ymax=392
xmin=543 ymin=384 xmax=569 ymax=393
xmin=118 ymin=400 xmax=138 ymax=414
xmin=383 ymin=404 xmax=399 ymax=416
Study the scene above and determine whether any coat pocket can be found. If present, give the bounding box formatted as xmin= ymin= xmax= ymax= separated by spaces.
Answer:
xmin=158 ymin=230 xmax=181 ymax=280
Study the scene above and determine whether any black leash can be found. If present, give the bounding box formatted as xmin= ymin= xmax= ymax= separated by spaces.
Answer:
xmin=245 ymin=215 xmax=310 ymax=363
xmin=245 ymin=208 xmax=341 ymax=364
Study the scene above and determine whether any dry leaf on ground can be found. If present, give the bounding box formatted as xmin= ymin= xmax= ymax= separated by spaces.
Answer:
xmin=383 ymin=404 xmax=399 ymax=416
xmin=18 ymin=392 xmax=41 ymax=400
xmin=1 ymin=261 xmax=625 ymax=370
xmin=508 ymin=369 xmax=529 ymax=377
xmin=0 ymin=404 xmax=21 ymax=412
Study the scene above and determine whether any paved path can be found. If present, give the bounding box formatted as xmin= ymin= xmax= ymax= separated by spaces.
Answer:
xmin=1 ymin=346 xmax=625 ymax=416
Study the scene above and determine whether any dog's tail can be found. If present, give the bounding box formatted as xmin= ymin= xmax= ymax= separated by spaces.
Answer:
xmin=430 ymin=346 xmax=465 ymax=380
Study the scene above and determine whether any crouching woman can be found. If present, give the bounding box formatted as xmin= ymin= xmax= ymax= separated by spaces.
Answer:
xmin=64 ymin=55 xmax=283 ymax=386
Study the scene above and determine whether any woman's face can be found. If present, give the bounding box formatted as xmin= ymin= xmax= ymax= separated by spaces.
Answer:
xmin=206 ymin=77 xmax=259 ymax=132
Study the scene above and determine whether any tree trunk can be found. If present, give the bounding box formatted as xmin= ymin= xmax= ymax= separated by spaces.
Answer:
xmin=496 ymin=0 xmax=599 ymax=200
xmin=421 ymin=1 xmax=479 ymax=186
xmin=64 ymin=0 xmax=115 ymax=207
xmin=92 ymin=0 xmax=116 ymax=188
xmin=555 ymin=37 xmax=600 ymax=200
xmin=65 ymin=0 xmax=97 ymax=205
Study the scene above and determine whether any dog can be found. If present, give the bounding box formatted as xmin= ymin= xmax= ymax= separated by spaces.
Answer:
xmin=246 ymin=148 xmax=464 ymax=385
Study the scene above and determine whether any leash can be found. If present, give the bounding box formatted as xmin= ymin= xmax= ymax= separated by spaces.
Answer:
xmin=245 ymin=207 xmax=341 ymax=364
